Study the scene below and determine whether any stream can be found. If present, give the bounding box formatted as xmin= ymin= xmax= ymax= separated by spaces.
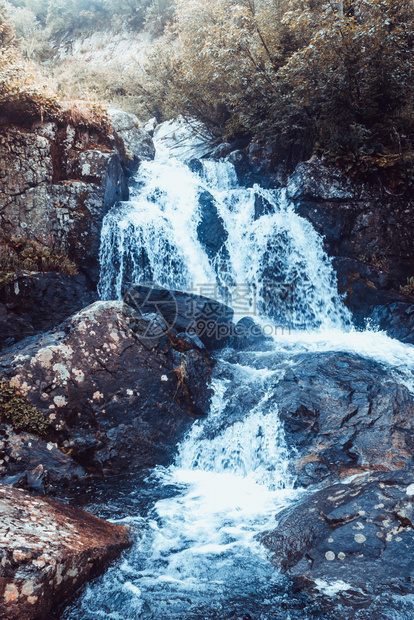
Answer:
xmin=60 ymin=131 xmax=414 ymax=619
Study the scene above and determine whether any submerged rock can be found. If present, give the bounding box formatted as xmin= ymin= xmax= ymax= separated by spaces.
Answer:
xmin=262 ymin=470 xmax=414 ymax=614
xmin=0 ymin=301 xmax=213 ymax=485
xmin=0 ymin=484 xmax=132 ymax=620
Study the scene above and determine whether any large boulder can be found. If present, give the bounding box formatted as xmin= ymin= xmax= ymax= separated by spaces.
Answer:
xmin=286 ymin=156 xmax=364 ymax=201
xmin=0 ymin=301 xmax=213 ymax=486
xmin=106 ymin=106 xmax=155 ymax=173
xmin=368 ymin=300 xmax=414 ymax=345
xmin=262 ymin=470 xmax=414 ymax=616
xmin=0 ymin=272 xmax=97 ymax=351
xmin=227 ymin=143 xmax=288 ymax=188
xmin=124 ymin=284 xmax=234 ymax=350
xmin=0 ymin=425 xmax=88 ymax=495
xmin=153 ymin=116 xmax=215 ymax=160
xmin=0 ymin=121 xmax=128 ymax=283
xmin=273 ymin=352 xmax=414 ymax=486
xmin=0 ymin=484 xmax=132 ymax=620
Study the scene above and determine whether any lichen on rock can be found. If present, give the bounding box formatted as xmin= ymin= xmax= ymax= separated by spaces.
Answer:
xmin=0 ymin=484 xmax=132 ymax=620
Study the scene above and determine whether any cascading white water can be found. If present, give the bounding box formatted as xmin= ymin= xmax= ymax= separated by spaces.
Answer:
xmin=98 ymin=153 xmax=351 ymax=330
xmin=63 ymin=129 xmax=414 ymax=620
xmin=63 ymin=363 xmax=303 ymax=620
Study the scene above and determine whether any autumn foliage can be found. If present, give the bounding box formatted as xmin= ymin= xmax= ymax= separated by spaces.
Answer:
xmin=141 ymin=0 xmax=414 ymax=180
xmin=0 ymin=3 xmax=60 ymax=120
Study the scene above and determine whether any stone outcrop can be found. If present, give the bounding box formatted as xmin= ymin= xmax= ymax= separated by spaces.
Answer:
xmin=221 ymin=145 xmax=414 ymax=333
xmin=273 ymin=352 xmax=414 ymax=486
xmin=0 ymin=425 xmax=88 ymax=495
xmin=285 ymin=157 xmax=414 ymax=330
xmin=0 ymin=484 xmax=132 ymax=620
xmin=0 ymin=272 xmax=97 ymax=351
xmin=0 ymin=300 xmax=213 ymax=487
xmin=196 ymin=190 xmax=229 ymax=263
xmin=0 ymin=120 xmax=128 ymax=283
xmin=262 ymin=470 xmax=414 ymax=617
xmin=106 ymin=106 xmax=155 ymax=173
xmin=124 ymin=285 xmax=235 ymax=351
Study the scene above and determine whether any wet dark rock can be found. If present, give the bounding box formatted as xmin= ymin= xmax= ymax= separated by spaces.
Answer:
xmin=285 ymin=157 xmax=414 ymax=332
xmin=254 ymin=192 xmax=274 ymax=220
xmin=286 ymin=156 xmax=363 ymax=202
xmin=0 ymin=484 xmax=132 ymax=620
xmin=0 ymin=425 xmax=87 ymax=494
xmin=0 ymin=272 xmax=97 ymax=350
xmin=368 ymin=301 xmax=414 ymax=345
xmin=262 ymin=470 xmax=414 ymax=612
xmin=246 ymin=141 xmax=288 ymax=188
xmin=196 ymin=190 xmax=229 ymax=263
xmin=124 ymin=284 xmax=234 ymax=351
xmin=188 ymin=158 xmax=204 ymax=175
xmin=0 ymin=301 xmax=213 ymax=486
xmin=229 ymin=317 xmax=271 ymax=350
xmin=332 ymin=257 xmax=398 ymax=326
xmin=273 ymin=352 xmax=414 ymax=486
xmin=227 ymin=144 xmax=287 ymax=188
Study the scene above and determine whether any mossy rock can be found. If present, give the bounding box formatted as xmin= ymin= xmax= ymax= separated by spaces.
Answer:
xmin=0 ymin=378 xmax=50 ymax=435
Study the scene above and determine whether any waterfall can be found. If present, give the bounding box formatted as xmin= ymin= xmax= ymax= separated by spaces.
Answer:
xmin=63 ymin=129 xmax=414 ymax=619
xmin=98 ymin=153 xmax=351 ymax=330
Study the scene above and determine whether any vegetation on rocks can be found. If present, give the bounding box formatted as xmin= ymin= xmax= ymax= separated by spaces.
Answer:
xmin=0 ymin=239 xmax=78 ymax=287
xmin=0 ymin=378 xmax=50 ymax=434
xmin=0 ymin=1 xmax=112 ymax=129
xmin=139 ymin=0 xmax=414 ymax=183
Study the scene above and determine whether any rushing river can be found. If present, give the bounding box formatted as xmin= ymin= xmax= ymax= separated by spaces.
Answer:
xmin=60 ymin=129 xmax=414 ymax=620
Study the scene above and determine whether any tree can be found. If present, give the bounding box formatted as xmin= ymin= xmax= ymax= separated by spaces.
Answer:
xmin=139 ymin=0 xmax=414 ymax=180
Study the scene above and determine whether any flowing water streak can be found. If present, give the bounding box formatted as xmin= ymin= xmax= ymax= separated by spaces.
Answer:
xmin=63 ymin=365 xmax=302 ymax=620
xmin=63 ymin=133 xmax=414 ymax=619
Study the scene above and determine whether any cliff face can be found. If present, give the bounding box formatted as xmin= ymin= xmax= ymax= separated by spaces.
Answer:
xmin=0 ymin=120 xmax=128 ymax=284
xmin=0 ymin=109 xmax=156 ymax=350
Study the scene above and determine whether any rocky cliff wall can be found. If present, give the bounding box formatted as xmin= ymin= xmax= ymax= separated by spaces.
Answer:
xmin=0 ymin=109 xmax=155 ymax=350
xmin=0 ymin=120 xmax=128 ymax=284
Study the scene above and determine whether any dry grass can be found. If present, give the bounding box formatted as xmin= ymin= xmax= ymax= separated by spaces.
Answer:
xmin=400 ymin=276 xmax=414 ymax=297
xmin=0 ymin=240 xmax=78 ymax=282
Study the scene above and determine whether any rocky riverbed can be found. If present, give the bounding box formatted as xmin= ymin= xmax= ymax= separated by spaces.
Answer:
xmin=1 ymin=112 xmax=414 ymax=619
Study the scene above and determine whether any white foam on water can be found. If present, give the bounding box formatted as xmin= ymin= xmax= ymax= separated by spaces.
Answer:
xmin=66 ymin=140 xmax=414 ymax=619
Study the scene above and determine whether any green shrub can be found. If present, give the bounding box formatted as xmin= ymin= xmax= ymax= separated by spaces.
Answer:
xmin=138 ymin=0 xmax=414 ymax=184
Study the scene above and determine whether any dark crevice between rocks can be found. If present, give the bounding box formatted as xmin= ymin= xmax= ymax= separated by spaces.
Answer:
xmin=339 ymin=407 xmax=359 ymax=429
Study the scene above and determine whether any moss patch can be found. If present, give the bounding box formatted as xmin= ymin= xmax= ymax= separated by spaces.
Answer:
xmin=0 ymin=239 xmax=78 ymax=289
xmin=0 ymin=378 xmax=50 ymax=435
